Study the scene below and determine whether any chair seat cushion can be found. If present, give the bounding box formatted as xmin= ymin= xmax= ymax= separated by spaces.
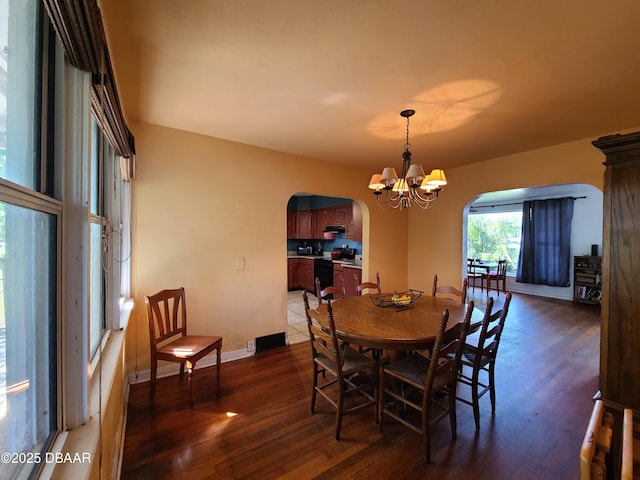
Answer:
xmin=157 ymin=335 xmax=222 ymax=359
xmin=462 ymin=344 xmax=491 ymax=367
xmin=385 ymin=354 xmax=430 ymax=385
xmin=315 ymin=346 xmax=376 ymax=375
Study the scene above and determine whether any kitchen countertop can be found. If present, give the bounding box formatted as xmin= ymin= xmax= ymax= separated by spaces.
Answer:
xmin=286 ymin=255 xmax=362 ymax=268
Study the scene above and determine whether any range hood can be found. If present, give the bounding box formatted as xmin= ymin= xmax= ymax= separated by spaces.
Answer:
xmin=323 ymin=225 xmax=345 ymax=233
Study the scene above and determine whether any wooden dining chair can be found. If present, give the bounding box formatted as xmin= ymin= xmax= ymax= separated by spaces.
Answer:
xmin=467 ymin=258 xmax=484 ymax=293
xmin=145 ymin=287 xmax=223 ymax=408
xmin=302 ymin=290 xmax=378 ymax=440
xmin=432 ymin=273 xmax=468 ymax=304
xmin=456 ymin=292 xmax=512 ymax=430
xmin=483 ymin=259 xmax=507 ymax=295
xmin=378 ymin=301 xmax=473 ymax=463
xmin=315 ymin=276 xmax=345 ymax=306
xmin=355 ymin=271 xmax=381 ymax=295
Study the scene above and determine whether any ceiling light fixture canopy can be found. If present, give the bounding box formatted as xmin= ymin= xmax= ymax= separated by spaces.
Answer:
xmin=368 ymin=109 xmax=447 ymax=210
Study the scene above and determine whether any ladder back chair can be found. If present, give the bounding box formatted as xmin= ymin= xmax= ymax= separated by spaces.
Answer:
xmin=379 ymin=301 xmax=473 ymax=463
xmin=467 ymin=258 xmax=484 ymax=293
xmin=303 ymin=290 xmax=378 ymax=440
xmin=355 ymin=271 xmax=381 ymax=295
xmin=432 ymin=273 xmax=468 ymax=304
xmin=145 ymin=287 xmax=223 ymax=408
xmin=457 ymin=292 xmax=512 ymax=429
xmin=315 ymin=275 xmax=345 ymax=306
xmin=483 ymin=259 xmax=507 ymax=295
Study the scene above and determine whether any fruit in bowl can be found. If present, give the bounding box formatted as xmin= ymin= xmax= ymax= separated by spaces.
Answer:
xmin=391 ymin=292 xmax=412 ymax=306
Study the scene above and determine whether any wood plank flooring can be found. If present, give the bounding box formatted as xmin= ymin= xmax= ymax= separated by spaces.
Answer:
xmin=120 ymin=292 xmax=601 ymax=479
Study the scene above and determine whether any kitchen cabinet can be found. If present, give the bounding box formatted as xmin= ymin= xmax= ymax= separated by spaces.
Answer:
xmin=343 ymin=266 xmax=361 ymax=297
xmin=287 ymin=211 xmax=296 ymax=238
xmin=333 ymin=263 xmax=344 ymax=299
xmin=287 ymin=258 xmax=301 ymax=290
xmin=318 ymin=208 xmax=335 ymax=233
xmin=289 ymin=204 xmax=359 ymax=240
xmin=296 ymin=210 xmax=313 ymax=238
xmin=333 ymin=206 xmax=347 ymax=227
xmin=288 ymin=257 xmax=315 ymax=291
xmin=299 ymin=258 xmax=315 ymax=293
xmin=345 ymin=202 xmax=362 ymax=242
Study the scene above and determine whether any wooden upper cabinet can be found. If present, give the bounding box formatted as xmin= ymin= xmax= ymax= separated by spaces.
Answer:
xmin=333 ymin=206 xmax=347 ymax=227
xmin=287 ymin=210 xmax=297 ymax=239
xmin=288 ymin=203 xmax=359 ymax=240
xmin=345 ymin=202 xmax=362 ymax=241
xmin=320 ymin=208 xmax=335 ymax=228
xmin=593 ymin=131 xmax=640 ymax=411
xmin=296 ymin=210 xmax=313 ymax=238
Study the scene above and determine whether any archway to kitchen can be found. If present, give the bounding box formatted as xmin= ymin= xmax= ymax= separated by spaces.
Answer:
xmin=285 ymin=193 xmax=365 ymax=345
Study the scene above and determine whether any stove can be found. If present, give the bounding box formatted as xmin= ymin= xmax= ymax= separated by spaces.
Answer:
xmin=314 ymin=258 xmax=333 ymax=294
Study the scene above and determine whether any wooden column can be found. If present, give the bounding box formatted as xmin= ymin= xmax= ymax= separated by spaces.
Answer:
xmin=593 ymin=131 xmax=640 ymax=411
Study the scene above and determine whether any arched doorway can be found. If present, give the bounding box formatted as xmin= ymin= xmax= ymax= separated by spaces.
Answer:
xmin=463 ymin=183 xmax=603 ymax=301
xmin=285 ymin=194 xmax=364 ymax=344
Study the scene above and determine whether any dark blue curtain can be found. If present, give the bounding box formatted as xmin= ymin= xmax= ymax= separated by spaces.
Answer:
xmin=516 ymin=197 xmax=575 ymax=286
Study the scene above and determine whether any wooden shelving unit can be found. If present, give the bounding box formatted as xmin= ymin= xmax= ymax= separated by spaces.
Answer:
xmin=573 ymin=255 xmax=602 ymax=305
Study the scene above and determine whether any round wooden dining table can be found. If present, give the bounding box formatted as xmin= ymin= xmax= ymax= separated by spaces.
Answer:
xmin=311 ymin=293 xmax=478 ymax=352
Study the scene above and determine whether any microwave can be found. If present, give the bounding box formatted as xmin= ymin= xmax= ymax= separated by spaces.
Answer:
xmin=297 ymin=246 xmax=315 ymax=255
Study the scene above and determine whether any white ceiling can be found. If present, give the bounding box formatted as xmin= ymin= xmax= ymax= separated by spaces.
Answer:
xmin=101 ymin=0 xmax=640 ymax=173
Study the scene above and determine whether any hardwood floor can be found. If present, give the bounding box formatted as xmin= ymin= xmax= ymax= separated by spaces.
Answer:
xmin=120 ymin=292 xmax=600 ymax=479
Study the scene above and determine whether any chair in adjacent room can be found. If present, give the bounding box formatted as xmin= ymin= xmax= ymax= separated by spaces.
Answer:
xmin=302 ymin=290 xmax=378 ymax=440
xmin=432 ymin=273 xmax=468 ymax=304
xmin=355 ymin=271 xmax=382 ymax=295
xmin=456 ymin=291 xmax=512 ymax=430
xmin=315 ymin=276 xmax=345 ymax=306
xmin=467 ymin=258 xmax=484 ymax=293
xmin=378 ymin=301 xmax=473 ymax=463
xmin=483 ymin=259 xmax=507 ymax=296
xmin=145 ymin=287 xmax=223 ymax=408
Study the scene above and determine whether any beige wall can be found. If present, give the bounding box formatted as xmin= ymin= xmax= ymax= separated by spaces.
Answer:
xmin=126 ymin=122 xmax=408 ymax=372
xmin=126 ymin=121 xmax=617 ymax=374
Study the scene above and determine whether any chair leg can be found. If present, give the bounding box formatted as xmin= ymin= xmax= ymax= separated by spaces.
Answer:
xmin=149 ymin=360 xmax=157 ymax=403
xmin=216 ymin=346 xmax=221 ymax=387
xmin=186 ymin=361 xmax=195 ymax=409
xmin=449 ymin=385 xmax=457 ymax=440
xmin=489 ymin=364 xmax=497 ymax=414
xmin=378 ymin=371 xmax=385 ymax=431
xmin=422 ymin=404 xmax=431 ymax=463
xmin=472 ymin=369 xmax=481 ymax=430
xmin=335 ymin=378 xmax=344 ymax=440
xmin=179 ymin=362 xmax=185 ymax=382
xmin=311 ymin=364 xmax=319 ymax=413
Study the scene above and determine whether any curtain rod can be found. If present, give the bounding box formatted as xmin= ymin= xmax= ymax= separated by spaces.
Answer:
xmin=471 ymin=196 xmax=587 ymax=210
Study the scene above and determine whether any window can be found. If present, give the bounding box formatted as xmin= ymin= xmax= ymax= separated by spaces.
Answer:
xmin=0 ymin=1 xmax=59 ymax=478
xmin=467 ymin=210 xmax=522 ymax=275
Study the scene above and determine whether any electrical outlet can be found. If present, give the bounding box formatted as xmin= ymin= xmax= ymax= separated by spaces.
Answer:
xmin=247 ymin=340 xmax=255 ymax=353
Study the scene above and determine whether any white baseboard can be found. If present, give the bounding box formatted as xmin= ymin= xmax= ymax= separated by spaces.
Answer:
xmin=128 ymin=347 xmax=253 ymax=385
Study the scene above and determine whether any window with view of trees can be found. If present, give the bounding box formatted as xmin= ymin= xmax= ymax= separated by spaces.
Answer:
xmin=467 ymin=211 xmax=522 ymax=275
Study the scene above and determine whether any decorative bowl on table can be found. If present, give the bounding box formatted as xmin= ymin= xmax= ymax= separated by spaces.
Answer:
xmin=370 ymin=289 xmax=423 ymax=310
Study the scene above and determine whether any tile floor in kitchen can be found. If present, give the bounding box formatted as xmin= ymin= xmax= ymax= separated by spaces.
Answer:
xmin=286 ymin=290 xmax=311 ymax=345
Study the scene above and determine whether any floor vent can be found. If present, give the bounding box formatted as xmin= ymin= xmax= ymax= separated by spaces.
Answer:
xmin=255 ymin=332 xmax=287 ymax=352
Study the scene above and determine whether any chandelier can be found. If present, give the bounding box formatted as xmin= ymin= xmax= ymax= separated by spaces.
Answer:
xmin=368 ymin=109 xmax=447 ymax=210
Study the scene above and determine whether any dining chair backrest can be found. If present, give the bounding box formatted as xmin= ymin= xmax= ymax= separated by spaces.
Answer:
xmin=432 ymin=273 xmax=468 ymax=304
xmin=495 ymin=259 xmax=507 ymax=277
xmin=303 ymin=290 xmax=342 ymax=368
xmin=475 ymin=291 xmax=511 ymax=361
xmin=316 ymin=276 xmax=345 ymax=305
xmin=355 ymin=271 xmax=381 ymax=295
